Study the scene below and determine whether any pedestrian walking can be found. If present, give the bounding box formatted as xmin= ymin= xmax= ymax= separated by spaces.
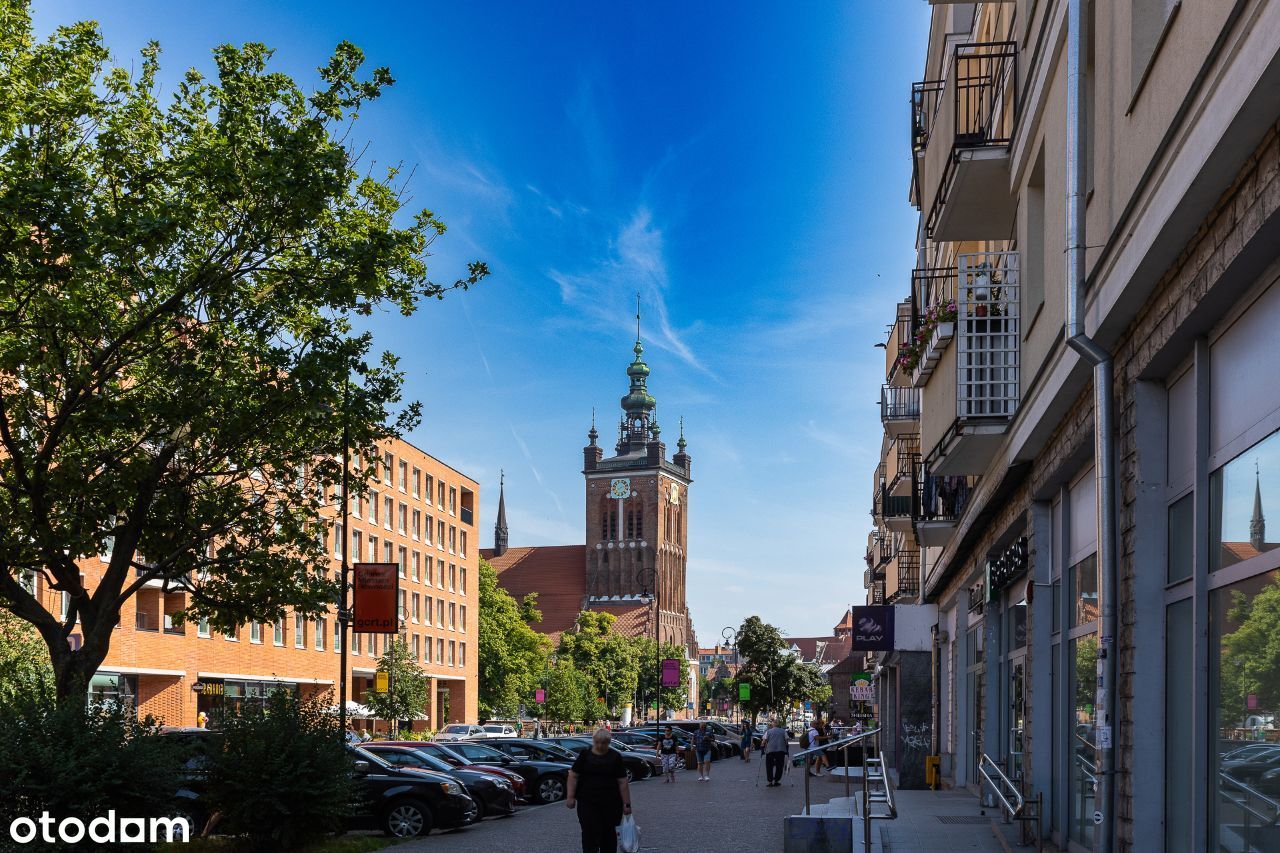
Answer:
xmin=806 ymin=719 xmax=822 ymax=776
xmin=695 ymin=722 xmax=715 ymax=781
xmin=566 ymin=728 xmax=632 ymax=853
xmin=657 ymin=725 xmax=680 ymax=783
xmin=762 ymin=718 xmax=789 ymax=787
xmin=739 ymin=720 xmax=753 ymax=762
xmin=814 ymin=719 xmax=831 ymax=775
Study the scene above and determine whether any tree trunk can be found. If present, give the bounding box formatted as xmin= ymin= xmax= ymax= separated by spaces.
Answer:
xmin=43 ymin=620 xmax=110 ymax=713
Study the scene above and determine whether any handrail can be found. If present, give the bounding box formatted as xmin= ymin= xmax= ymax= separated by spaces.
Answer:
xmin=793 ymin=727 xmax=879 ymax=762
xmin=1217 ymin=770 xmax=1280 ymax=827
xmin=1073 ymin=751 xmax=1097 ymax=786
xmin=979 ymin=752 xmax=1024 ymax=818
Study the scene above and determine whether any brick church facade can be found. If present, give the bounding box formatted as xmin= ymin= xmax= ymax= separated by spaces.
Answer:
xmin=483 ymin=330 xmax=697 ymax=655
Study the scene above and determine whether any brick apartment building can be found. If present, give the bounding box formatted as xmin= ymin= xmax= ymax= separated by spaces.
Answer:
xmin=26 ymin=438 xmax=479 ymax=729
xmin=861 ymin=3 xmax=1280 ymax=850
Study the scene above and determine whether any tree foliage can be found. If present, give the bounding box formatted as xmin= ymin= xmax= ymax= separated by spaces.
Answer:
xmin=477 ymin=558 xmax=549 ymax=719
xmin=732 ymin=615 xmax=830 ymax=720
xmin=633 ymin=636 xmax=692 ymax=715
xmin=0 ymin=609 xmax=52 ymax=703
xmin=1220 ymin=575 xmax=1280 ymax=725
xmin=363 ymin=636 xmax=429 ymax=730
xmin=557 ymin=610 xmax=641 ymax=718
xmin=540 ymin=656 xmax=591 ymax=724
xmin=0 ymin=2 xmax=486 ymax=702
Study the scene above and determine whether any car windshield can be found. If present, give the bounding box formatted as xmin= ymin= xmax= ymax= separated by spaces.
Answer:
xmin=443 ymin=725 xmax=470 ymax=734
xmin=392 ymin=749 xmax=453 ymax=773
xmin=455 ymin=742 xmax=506 ymax=761
xmin=350 ymin=746 xmax=394 ymax=770
xmin=483 ymin=725 xmax=506 ymax=732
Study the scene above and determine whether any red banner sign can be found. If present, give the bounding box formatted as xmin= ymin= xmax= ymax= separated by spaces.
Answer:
xmin=353 ymin=563 xmax=399 ymax=633
xmin=661 ymin=658 xmax=681 ymax=688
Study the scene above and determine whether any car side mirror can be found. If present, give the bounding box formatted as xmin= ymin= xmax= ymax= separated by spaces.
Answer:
xmin=352 ymin=760 xmax=371 ymax=775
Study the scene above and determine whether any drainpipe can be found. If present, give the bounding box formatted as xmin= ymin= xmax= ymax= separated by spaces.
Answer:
xmin=1065 ymin=2 xmax=1117 ymax=852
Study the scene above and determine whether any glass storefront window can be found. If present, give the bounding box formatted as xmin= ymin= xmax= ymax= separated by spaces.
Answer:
xmin=1070 ymin=635 xmax=1099 ymax=849
xmin=1165 ymin=598 xmax=1193 ymax=853
xmin=87 ymin=672 xmax=137 ymax=715
xmin=1211 ymin=569 xmax=1280 ymax=851
xmin=1069 ymin=555 xmax=1100 ymax=628
xmin=1007 ymin=596 xmax=1027 ymax=652
xmin=1169 ymin=494 xmax=1195 ymax=584
xmin=1210 ymin=427 xmax=1280 ymax=572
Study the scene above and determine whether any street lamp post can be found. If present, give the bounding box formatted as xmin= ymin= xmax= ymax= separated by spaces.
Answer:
xmin=636 ymin=567 xmax=658 ymax=746
xmin=337 ymin=380 xmax=351 ymax=742
xmin=721 ymin=626 xmax=739 ymax=723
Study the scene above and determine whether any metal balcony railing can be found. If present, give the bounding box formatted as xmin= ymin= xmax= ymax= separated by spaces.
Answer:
xmin=896 ymin=549 xmax=921 ymax=599
xmin=889 ymin=434 xmax=921 ymax=495
xmin=460 ymin=506 xmax=474 ymax=526
xmin=870 ymin=582 xmax=885 ymax=604
xmin=957 ymin=252 xmax=1020 ymax=419
xmin=882 ymin=492 xmax=912 ymax=521
xmin=880 ymin=385 xmax=920 ymax=422
xmin=886 ymin=311 xmax=914 ymax=381
xmin=914 ymin=463 xmax=977 ymax=523
xmin=911 ymin=80 xmax=944 ymax=154
xmin=911 ymin=266 xmax=958 ymax=335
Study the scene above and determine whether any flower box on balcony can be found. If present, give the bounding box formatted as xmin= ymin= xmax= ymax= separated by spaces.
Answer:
xmin=911 ymin=321 xmax=954 ymax=387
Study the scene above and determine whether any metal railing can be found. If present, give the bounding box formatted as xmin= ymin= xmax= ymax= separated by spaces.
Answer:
xmin=956 ymin=251 xmax=1020 ymax=420
xmin=911 ymin=265 xmax=958 ymax=335
xmin=793 ymin=727 xmax=882 ymax=816
xmin=981 ymin=753 xmax=1042 ymax=851
xmin=1218 ymin=770 xmax=1280 ymax=839
xmin=880 ymin=384 xmax=920 ymax=422
xmin=914 ymin=465 xmax=977 ymax=524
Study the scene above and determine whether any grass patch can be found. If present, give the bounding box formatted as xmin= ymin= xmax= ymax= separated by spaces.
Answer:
xmin=160 ymin=835 xmax=403 ymax=852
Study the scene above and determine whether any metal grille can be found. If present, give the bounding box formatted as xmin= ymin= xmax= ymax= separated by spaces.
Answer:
xmin=956 ymin=251 xmax=1019 ymax=419
xmin=935 ymin=815 xmax=993 ymax=825
xmin=880 ymin=384 xmax=920 ymax=422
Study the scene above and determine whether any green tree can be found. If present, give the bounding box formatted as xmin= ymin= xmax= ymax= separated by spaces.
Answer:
xmin=0 ymin=3 xmax=487 ymax=705
xmin=557 ymin=610 xmax=641 ymax=718
xmin=540 ymin=656 xmax=589 ymax=725
xmin=363 ymin=636 xmax=429 ymax=732
xmin=732 ymin=616 xmax=788 ymax=720
xmin=0 ymin=609 xmax=52 ymax=702
xmin=633 ymin=637 xmax=691 ymax=717
xmin=477 ymin=558 xmax=550 ymax=719
xmin=1220 ymin=575 xmax=1280 ymax=725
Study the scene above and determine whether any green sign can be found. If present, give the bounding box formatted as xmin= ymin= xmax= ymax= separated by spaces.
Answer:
xmin=738 ymin=683 xmax=750 ymax=701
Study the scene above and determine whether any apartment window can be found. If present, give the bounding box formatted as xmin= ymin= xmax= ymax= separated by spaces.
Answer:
xmin=273 ymin=619 xmax=284 ymax=646
xmin=398 ymin=589 xmax=407 ymax=620
xmin=334 ymin=619 xmax=342 ymax=652
xmin=294 ymin=614 xmax=305 ymax=648
xmin=411 ymin=467 xmax=421 ymax=498
xmin=225 ymin=626 xmax=238 ymax=642
xmin=367 ymin=535 xmax=377 ymax=562
xmin=398 ymin=460 xmax=408 ymax=492
xmin=352 ymin=529 xmax=362 ymax=563
xmin=437 ymin=599 xmax=444 ymax=627
xmin=449 ymin=564 xmax=456 ymax=592
xmin=412 ymin=634 xmax=420 ymax=660
xmin=424 ymin=474 xmax=434 ymax=503
xmin=412 ymin=509 xmax=421 ymax=540
xmin=398 ymin=547 xmax=407 ymax=577
xmin=315 ymin=617 xmax=325 ymax=651
xmin=425 ymin=596 xmax=433 ymax=626
xmin=353 ymin=633 xmax=362 ymax=655
xmin=437 ymin=521 xmax=445 ymax=549
xmin=438 ymin=559 xmax=446 ymax=589
xmin=369 ymin=491 xmax=378 ymax=525
xmin=198 ymin=617 xmax=210 ymax=638
xmin=459 ymin=642 xmax=466 ymax=668
xmin=448 ymin=641 xmax=455 ymax=666
xmin=460 ymin=605 xmax=467 ymax=633
xmin=437 ymin=638 xmax=444 ymax=664
xmin=412 ymin=551 xmax=421 ymax=581
xmin=448 ymin=526 xmax=456 ymax=554
xmin=100 ymin=515 xmax=116 ymax=561
xmin=382 ymin=452 xmax=393 ymax=485
xmin=333 ymin=523 xmax=344 ymax=559
xmin=449 ymin=602 xmax=456 ymax=630
xmin=460 ymin=530 xmax=467 ymax=559
xmin=250 ymin=621 xmax=262 ymax=644
xmin=384 ymin=496 xmax=393 ymax=531
xmin=448 ymin=487 xmax=456 ymax=515
xmin=425 ymin=515 xmax=434 ymax=545
xmin=383 ymin=540 xmax=393 ymax=563
xmin=398 ymin=503 xmax=407 ymax=534
xmin=426 ymin=557 xmax=434 ymax=586
xmin=460 ymin=567 xmax=467 ymax=595
xmin=351 ymin=492 xmax=361 ymax=519
xmin=412 ymin=592 xmax=421 ymax=623
xmin=438 ymin=481 xmax=445 ymax=508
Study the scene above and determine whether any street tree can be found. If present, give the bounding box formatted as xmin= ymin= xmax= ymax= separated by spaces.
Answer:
xmin=477 ymin=558 xmax=550 ymax=719
xmin=540 ymin=656 xmax=590 ymax=725
xmin=0 ymin=3 xmax=487 ymax=704
xmin=633 ymin=637 xmax=691 ymax=719
xmin=363 ymin=636 xmax=429 ymax=733
xmin=0 ymin=610 xmax=51 ymax=702
xmin=1220 ymin=574 xmax=1280 ymax=724
xmin=557 ymin=610 xmax=640 ymax=718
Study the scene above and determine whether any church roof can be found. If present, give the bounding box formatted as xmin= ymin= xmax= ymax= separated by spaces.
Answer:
xmin=588 ymin=602 xmax=653 ymax=638
xmin=785 ymin=636 xmax=853 ymax=666
xmin=480 ymin=545 xmax=587 ymax=643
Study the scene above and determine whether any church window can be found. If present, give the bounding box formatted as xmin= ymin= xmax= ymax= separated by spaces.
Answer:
xmin=626 ymin=509 xmax=643 ymax=540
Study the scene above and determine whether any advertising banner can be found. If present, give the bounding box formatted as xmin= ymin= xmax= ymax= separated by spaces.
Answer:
xmin=660 ymin=658 xmax=681 ymax=688
xmin=847 ymin=605 xmax=895 ymax=651
xmin=850 ymin=672 xmax=875 ymax=701
xmin=353 ymin=562 xmax=399 ymax=633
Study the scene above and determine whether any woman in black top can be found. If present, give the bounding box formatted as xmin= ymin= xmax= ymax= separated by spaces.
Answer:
xmin=566 ymin=728 xmax=632 ymax=853
xmin=657 ymin=725 xmax=680 ymax=782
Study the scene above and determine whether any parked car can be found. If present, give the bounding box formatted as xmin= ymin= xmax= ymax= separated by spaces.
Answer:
xmin=430 ymin=739 xmax=571 ymax=804
xmin=663 ymin=721 xmax=736 ymax=758
xmin=159 ymin=726 xmax=221 ymax=837
xmin=435 ymin=723 xmax=487 ymax=742
xmin=401 ymin=741 xmax=527 ymax=800
xmin=479 ymin=723 xmax=520 ymax=738
xmin=538 ymin=736 xmax=661 ymax=781
xmin=1222 ymin=745 xmax=1280 ymax=785
xmin=347 ymin=746 xmax=477 ymax=837
xmin=610 ymin=730 xmax=658 ymax=750
xmin=1221 ymin=743 xmax=1279 ymax=763
xmin=361 ymin=744 xmax=516 ymax=820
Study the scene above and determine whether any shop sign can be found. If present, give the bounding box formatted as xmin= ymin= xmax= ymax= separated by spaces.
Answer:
xmin=375 ymin=671 xmax=389 ymax=693
xmin=985 ymin=537 xmax=1029 ymax=598
xmin=848 ymin=606 xmax=895 ymax=651
xmin=353 ymin=563 xmax=399 ymax=633
xmin=534 ymin=688 xmax=546 ymax=704
xmin=850 ymin=672 xmax=874 ymax=702
xmin=660 ymin=658 xmax=681 ymax=688
xmin=197 ymin=682 xmax=224 ymax=697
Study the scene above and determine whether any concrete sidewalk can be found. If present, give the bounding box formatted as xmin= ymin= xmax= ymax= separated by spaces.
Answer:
xmin=798 ymin=778 xmax=1029 ymax=853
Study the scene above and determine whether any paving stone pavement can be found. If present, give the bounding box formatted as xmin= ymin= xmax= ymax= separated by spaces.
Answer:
xmin=388 ymin=754 xmax=1022 ymax=853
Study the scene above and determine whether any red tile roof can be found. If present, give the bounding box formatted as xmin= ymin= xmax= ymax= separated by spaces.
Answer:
xmin=785 ymin=635 xmax=854 ymax=666
xmin=835 ymin=608 xmax=855 ymax=631
xmin=589 ymin=602 xmax=654 ymax=638
xmin=482 ymin=546 xmax=587 ymax=643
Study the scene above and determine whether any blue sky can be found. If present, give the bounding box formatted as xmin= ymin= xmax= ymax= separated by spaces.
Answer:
xmin=33 ymin=1 xmax=930 ymax=638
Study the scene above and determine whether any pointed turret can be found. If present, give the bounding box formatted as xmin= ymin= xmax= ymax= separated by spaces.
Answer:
xmin=493 ymin=470 xmax=509 ymax=557
xmin=1251 ymin=465 xmax=1266 ymax=552
xmin=673 ymin=416 xmax=691 ymax=476
xmin=584 ymin=408 xmax=603 ymax=470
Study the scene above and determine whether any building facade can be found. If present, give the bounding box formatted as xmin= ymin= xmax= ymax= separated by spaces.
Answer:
xmin=865 ymin=3 xmax=1280 ymax=851
xmin=33 ymin=437 xmax=479 ymax=729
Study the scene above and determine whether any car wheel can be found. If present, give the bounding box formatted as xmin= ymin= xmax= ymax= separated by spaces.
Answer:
xmin=471 ymin=796 xmax=486 ymax=822
xmin=168 ymin=804 xmax=204 ymax=839
xmin=537 ymin=774 xmax=566 ymax=803
xmin=638 ymin=763 xmax=652 ymax=780
xmin=383 ymin=798 xmax=433 ymax=838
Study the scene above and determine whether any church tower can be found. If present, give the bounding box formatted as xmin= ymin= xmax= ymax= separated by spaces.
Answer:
xmin=493 ymin=470 xmax=509 ymax=558
xmin=583 ymin=306 xmax=693 ymax=651
xmin=1251 ymin=466 xmax=1266 ymax=553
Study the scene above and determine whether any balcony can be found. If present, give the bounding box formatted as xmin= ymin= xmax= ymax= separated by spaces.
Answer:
xmin=881 ymin=488 xmax=913 ymax=533
xmin=913 ymin=462 xmax=979 ymax=548
xmin=915 ymin=41 xmax=1018 ymax=242
xmin=886 ymin=545 xmax=921 ymax=604
xmin=907 ymin=265 xmax=958 ymax=386
xmin=927 ymin=251 xmax=1021 ymax=476
xmin=884 ymin=302 xmax=914 ymax=386
xmin=886 ymin=433 xmax=920 ymax=500
xmin=870 ymin=580 xmax=885 ymax=605
xmin=880 ymin=385 xmax=920 ymax=437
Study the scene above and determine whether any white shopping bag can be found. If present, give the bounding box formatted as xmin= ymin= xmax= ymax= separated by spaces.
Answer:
xmin=617 ymin=813 xmax=641 ymax=853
